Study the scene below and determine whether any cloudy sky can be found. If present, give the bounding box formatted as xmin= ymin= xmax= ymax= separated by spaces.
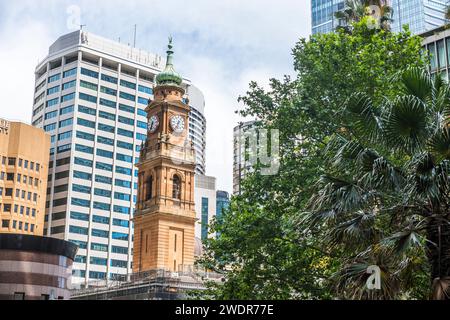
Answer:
xmin=0 ymin=0 xmax=311 ymax=192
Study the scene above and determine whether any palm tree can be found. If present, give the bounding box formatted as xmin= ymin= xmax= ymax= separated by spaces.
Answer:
xmin=335 ymin=0 xmax=393 ymax=32
xmin=305 ymin=68 xmax=450 ymax=299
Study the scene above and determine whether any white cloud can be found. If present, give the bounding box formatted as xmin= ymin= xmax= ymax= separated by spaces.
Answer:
xmin=0 ymin=0 xmax=311 ymax=192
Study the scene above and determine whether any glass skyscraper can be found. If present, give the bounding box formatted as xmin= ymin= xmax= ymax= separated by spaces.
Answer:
xmin=311 ymin=0 xmax=345 ymax=34
xmin=311 ymin=0 xmax=449 ymax=35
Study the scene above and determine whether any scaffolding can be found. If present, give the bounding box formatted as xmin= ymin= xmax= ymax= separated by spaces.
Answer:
xmin=70 ymin=269 xmax=224 ymax=300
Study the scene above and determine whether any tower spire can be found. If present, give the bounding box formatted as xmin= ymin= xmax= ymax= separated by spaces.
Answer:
xmin=155 ymin=37 xmax=183 ymax=86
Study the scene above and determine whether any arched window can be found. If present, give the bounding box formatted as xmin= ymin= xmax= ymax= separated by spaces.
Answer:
xmin=172 ymin=175 xmax=181 ymax=200
xmin=145 ymin=176 xmax=153 ymax=201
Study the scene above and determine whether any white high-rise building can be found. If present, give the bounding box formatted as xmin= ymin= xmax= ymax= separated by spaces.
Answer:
xmin=31 ymin=31 xmax=206 ymax=285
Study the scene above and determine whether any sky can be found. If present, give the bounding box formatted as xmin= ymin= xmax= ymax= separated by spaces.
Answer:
xmin=0 ymin=0 xmax=312 ymax=193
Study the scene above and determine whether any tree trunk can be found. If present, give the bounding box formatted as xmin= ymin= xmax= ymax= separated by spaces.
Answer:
xmin=426 ymin=216 xmax=450 ymax=300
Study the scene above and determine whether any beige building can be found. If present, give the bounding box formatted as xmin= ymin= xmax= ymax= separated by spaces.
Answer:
xmin=0 ymin=119 xmax=50 ymax=236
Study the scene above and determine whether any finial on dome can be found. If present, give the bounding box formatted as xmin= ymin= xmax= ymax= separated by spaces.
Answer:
xmin=155 ymin=37 xmax=182 ymax=86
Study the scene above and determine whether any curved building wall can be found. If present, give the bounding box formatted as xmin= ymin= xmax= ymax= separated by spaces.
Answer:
xmin=0 ymin=234 xmax=78 ymax=300
xmin=187 ymin=84 xmax=206 ymax=175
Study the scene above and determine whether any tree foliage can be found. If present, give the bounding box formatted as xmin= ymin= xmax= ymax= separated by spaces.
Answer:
xmin=196 ymin=22 xmax=426 ymax=299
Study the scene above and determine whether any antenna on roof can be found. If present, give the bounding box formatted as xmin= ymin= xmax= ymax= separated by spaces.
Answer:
xmin=80 ymin=24 xmax=86 ymax=31
xmin=133 ymin=24 xmax=137 ymax=48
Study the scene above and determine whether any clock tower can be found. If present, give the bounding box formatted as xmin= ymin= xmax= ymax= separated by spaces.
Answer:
xmin=133 ymin=38 xmax=196 ymax=273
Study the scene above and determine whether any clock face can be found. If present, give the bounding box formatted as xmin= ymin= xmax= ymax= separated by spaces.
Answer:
xmin=170 ymin=115 xmax=185 ymax=133
xmin=148 ymin=115 xmax=160 ymax=133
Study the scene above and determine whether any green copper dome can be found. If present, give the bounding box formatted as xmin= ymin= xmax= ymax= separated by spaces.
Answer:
xmin=155 ymin=37 xmax=183 ymax=86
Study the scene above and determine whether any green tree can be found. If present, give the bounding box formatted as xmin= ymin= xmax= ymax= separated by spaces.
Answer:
xmin=196 ymin=22 xmax=427 ymax=299
xmin=306 ymin=68 xmax=450 ymax=300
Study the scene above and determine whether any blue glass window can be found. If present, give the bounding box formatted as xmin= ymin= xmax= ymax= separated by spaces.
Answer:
xmin=61 ymin=92 xmax=75 ymax=102
xmin=116 ymin=166 xmax=132 ymax=176
xmin=78 ymin=105 xmax=96 ymax=116
xmin=136 ymin=133 xmax=147 ymax=141
xmin=63 ymin=68 xmax=77 ymax=78
xmin=96 ymin=149 xmax=113 ymax=159
xmin=59 ymin=118 xmax=73 ymax=128
xmin=98 ymin=123 xmax=115 ymax=133
xmin=114 ymin=205 xmax=130 ymax=215
xmin=45 ymin=110 xmax=58 ymax=120
xmin=101 ymin=86 xmax=117 ymax=96
xmin=58 ymin=131 xmax=72 ymax=141
xmin=90 ymin=271 xmax=106 ymax=279
xmin=76 ymin=131 xmax=95 ymax=141
xmin=100 ymin=98 xmax=116 ymax=109
xmin=95 ymin=175 xmax=112 ymax=185
xmin=91 ymin=243 xmax=108 ymax=252
xmin=97 ymin=136 xmax=114 ymax=146
xmin=73 ymin=170 xmax=92 ymax=181
xmin=110 ymin=259 xmax=128 ymax=268
xmin=94 ymin=188 xmax=112 ymax=198
xmin=62 ymin=80 xmax=76 ymax=90
xmin=44 ymin=123 xmax=56 ymax=132
xmin=101 ymin=74 xmax=118 ymax=84
xmin=75 ymin=144 xmax=94 ymax=155
xmin=48 ymin=74 xmax=61 ymax=83
xmin=57 ymin=144 xmax=71 ymax=153
xmin=80 ymin=80 xmax=98 ymax=91
xmin=117 ymin=141 xmax=133 ymax=150
xmin=92 ymin=215 xmax=110 ymax=224
xmin=138 ymin=97 xmax=148 ymax=105
xmin=118 ymin=128 xmax=134 ymax=138
xmin=113 ymin=218 xmax=129 ymax=228
xmin=72 ymin=184 xmax=91 ymax=194
xmin=120 ymin=79 xmax=136 ymax=90
xmin=60 ymin=105 xmax=74 ymax=115
xmin=138 ymin=85 xmax=153 ymax=95
xmin=96 ymin=162 xmax=113 ymax=172
xmin=112 ymin=246 xmax=128 ymax=254
xmin=93 ymin=202 xmax=110 ymax=211
xmin=47 ymin=98 xmax=59 ymax=108
xmin=112 ymin=232 xmax=129 ymax=241
xmin=79 ymin=92 xmax=97 ymax=104
xmin=137 ymin=121 xmax=147 ymax=129
xmin=70 ymin=225 xmax=88 ymax=235
xmin=119 ymin=92 xmax=135 ymax=101
xmin=115 ymin=179 xmax=131 ymax=188
xmin=81 ymin=68 xmax=99 ymax=79
xmin=70 ymin=212 xmax=90 ymax=222
xmin=116 ymin=153 xmax=132 ymax=163
xmin=74 ymin=157 xmax=93 ymax=168
xmin=71 ymin=198 xmax=91 ymax=207
xmin=90 ymin=256 xmax=108 ymax=265
xmin=47 ymin=86 xmax=59 ymax=95
xmin=118 ymin=116 xmax=134 ymax=126
xmin=114 ymin=192 xmax=131 ymax=201
xmin=119 ymin=104 xmax=135 ymax=114
xmin=137 ymin=109 xmax=147 ymax=117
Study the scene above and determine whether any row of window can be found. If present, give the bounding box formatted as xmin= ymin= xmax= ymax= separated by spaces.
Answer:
xmin=72 ymin=255 xmax=129 ymax=268
xmin=69 ymin=225 xmax=129 ymax=240
xmin=1 ymin=219 xmax=36 ymax=232
xmin=0 ymin=172 xmax=40 ymax=187
xmin=1 ymin=203 xmax=37 ymax=216
xmin=0 ymin=187 xmax=39 ymax=202
xmin=0 ymin=156 xmax=41 ymax=171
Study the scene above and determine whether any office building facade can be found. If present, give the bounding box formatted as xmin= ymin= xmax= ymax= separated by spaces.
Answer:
xmin=30 ymin=31 xmax=205 ymax=285
xmin=0 ymin=119 xmax=50 ymax=236
xmin=194 ymin=175 xmax=217 ymax=241
xmin=311 ymin=0 xmax=449 ymax=35
xmin=422 ymin=25 xmax=450 ymax=80
xmin=233 ymin=121 xmax=256 ymax=195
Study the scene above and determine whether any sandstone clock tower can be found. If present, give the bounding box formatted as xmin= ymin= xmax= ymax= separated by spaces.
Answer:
xmin=133 ymin=39 xmax=196 ymax=273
